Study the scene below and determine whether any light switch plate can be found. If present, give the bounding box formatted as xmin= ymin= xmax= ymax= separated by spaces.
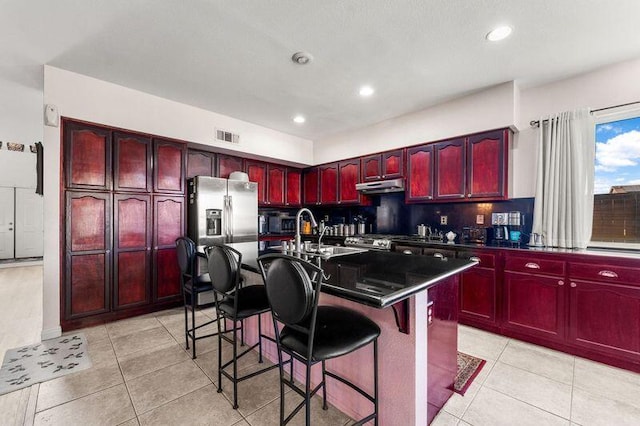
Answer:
xmin=440 ymin=215 xmax=447 ymax=225
xmin=476 ymin=214 xmax=484 ymax=225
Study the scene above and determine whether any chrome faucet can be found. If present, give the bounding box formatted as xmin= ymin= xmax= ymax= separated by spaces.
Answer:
xmin=317 ymin=222 xmax=329 ymax=250
xmin=294 ymin=208 xmax=318 ymax=253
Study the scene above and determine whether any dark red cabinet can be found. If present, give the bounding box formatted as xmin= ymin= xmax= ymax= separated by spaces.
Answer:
xmin=153 ymin=195 xmax=184 ymax=301
xmin=361 ymin=155 xmax=381 ymax=181
xmin=245 ymin=160 xmax=268 ymax=205
xmin=217 ymin=154 xmax=244 ymax=179
xmin=406 ymin=145 xmax=434 ymax=202
xmin=65 ymin=192 xmax=111 ymax=319
xmin=285 ymin=169 xmax=302 ymax=206
xmin=303 ymin=167 xmax=320 ymax=205
xmin=338 ymin=160 xmax=360 ymax=204
xmin=319 ymin=163 xmax=339 ymax=204
xmin=113 ymin=194 xmax=151 ymax=309
xmin=382 ymin=149 xmax=404 ymax=179
xmin=467 ymin=130 xmax=508 ymax=199
xmin=64 ymin=121 xmax=112 ymax=191
xmin=153 ymin=139 xmax=185 ymax=194
xmin=458 ymin=252 xmax=498 ymax=329
xmin=267 ymin=164 xmax=286 ymax=206
xmin=434 ymin=138 xmax=466 ymax=200
xmin=187 ymin=150 xmax=216 ymax=178
xmin=113 ymin=132 xmax=151 ymax=192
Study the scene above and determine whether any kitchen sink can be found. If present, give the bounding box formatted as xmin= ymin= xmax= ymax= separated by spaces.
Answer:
xmin=270 ymin=244 xmax=368 ymax=259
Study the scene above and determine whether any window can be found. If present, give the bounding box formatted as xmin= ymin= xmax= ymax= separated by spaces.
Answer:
xmin=592 ymin=114 xmax=640 ymax=247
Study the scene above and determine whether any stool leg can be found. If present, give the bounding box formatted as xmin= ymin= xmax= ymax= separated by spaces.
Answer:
xmin=232 ymin=319 xmax=239 ymax=409
xmin=258 ymin=314 xmax=263 ymax=363
xmin=374 ymin=339 xmax=379 ymax=426
xmin=321 ymin=360 xmax=328 ymax=410
xmin=183 ymin=293 xmax=189 ymax=350
xmin=216 ymin=314 xmax=223 ymax=393
xmin=191 ymin=296 xmax=197 ymax=359
xmin=240 ymin=319 xmax=245 ymax=346
xmin=305 ymin=361 xmax=311 ymax=426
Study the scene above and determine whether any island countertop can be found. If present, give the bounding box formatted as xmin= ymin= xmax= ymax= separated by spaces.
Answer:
xmin=251 ymin=249 xmax=477 ymax=309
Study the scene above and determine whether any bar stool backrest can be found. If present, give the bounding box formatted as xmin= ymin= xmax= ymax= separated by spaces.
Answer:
xmin=206 ymin=244 xmax=242 ymax=294
xmin=258 ymin=254 xmax=324 ymax=341
xmin=176 ymin=236 xmax=197 ymax=280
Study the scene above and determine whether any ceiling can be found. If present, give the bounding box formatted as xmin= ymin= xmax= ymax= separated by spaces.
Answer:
xmin=2 ymin=0 xmax=640 ymax=140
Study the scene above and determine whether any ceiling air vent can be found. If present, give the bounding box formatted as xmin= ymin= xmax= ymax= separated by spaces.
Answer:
xmin=215 ymin=128 xmax=240 ymax=144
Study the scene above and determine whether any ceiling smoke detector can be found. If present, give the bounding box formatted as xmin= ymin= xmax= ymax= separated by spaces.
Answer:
xmin=291 ymin=51 xmax=313 ymax=65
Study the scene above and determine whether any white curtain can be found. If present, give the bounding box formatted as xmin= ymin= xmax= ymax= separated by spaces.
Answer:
xmin=531 ymin=108 xmax=595 ymax=248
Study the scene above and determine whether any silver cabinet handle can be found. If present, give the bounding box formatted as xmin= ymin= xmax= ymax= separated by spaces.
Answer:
xmin=469 ymin=256 xmax=481 ymax=263
xmin=570 ymin=282 xmax=577 ymax=288
xmin=402 ymin=250 xmax=413 ymax=255
xmin=525 ymin=262 xmax=540 ymax=269
xmin=558 ymin=280 xmax=564 ymax=286
xmin=434 ymin=253 xmax=444 ymax=258
xmin=598 ymin=270 xmax=618 ymax=278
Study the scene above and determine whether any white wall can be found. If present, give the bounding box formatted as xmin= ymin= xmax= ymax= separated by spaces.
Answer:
xmin=41 ymin=66 xmax=314 ymax=338
xmin=0 ymin=75 xmax=42 ymax=188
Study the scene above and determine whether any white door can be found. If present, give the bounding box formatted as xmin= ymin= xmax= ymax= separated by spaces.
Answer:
xmin=15 ymin=188 xmax=43 ymax=258
xmin=0 ymin=187 xmax=15 ymax=259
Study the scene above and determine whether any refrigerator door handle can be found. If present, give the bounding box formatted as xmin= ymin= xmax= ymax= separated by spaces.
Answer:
xmin=223 ymin=195 xmax=229 ymax=243
xmin=228 ymin=195 xmax=234 ymax=243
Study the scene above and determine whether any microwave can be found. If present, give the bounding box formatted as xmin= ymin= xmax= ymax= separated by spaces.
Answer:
xmin=268 ymin=215 xmax=296 ymax=234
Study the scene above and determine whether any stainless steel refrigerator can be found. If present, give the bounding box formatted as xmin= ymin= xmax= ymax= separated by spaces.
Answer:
xmin=187 ymin=175 xmax=258 ymax=274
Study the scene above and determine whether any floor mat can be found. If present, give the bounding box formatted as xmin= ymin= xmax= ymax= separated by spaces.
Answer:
xmin=454 ymin=351 xmax=485 ymax=395
xmin=0 ymin=333 xmax=91 ymax=395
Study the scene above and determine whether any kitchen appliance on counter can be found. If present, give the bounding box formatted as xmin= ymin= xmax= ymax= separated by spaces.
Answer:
xmin=188 ymin=175 xmax=259 ymax=304
xmin=461 ymin=226 xmax=492 ymax=244
xmin=491 ymin=211 xmax=523 ymax=245
xmin=268 ymin=215 xmax=296 ymax=234
xmin=344 ymin=235 xmax=393 ymax=251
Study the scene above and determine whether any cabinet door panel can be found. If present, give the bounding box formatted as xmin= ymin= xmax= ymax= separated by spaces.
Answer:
xmin=68 ymin=194 xmax=109 ymax=252
xmin=460 ymin=267 xmax=497 ymax=325
xmin=154 ymin=196 xmax=184 ymax=248
xmin=382 ymin=150 xmax=404 ymax=179
xmin=467 ymin=130 xmax=507 ymax=199
xmin=64 ymin=122 xmax=111 ymax=190
xmin=362 ymin=155 xmax=381 ymax=181
xmin=320 ymin=164 xmax=338 ymax=204
xmin=114 ymin=194 xmax=151 ymax=309
xmin=155 ymin=248 xmax=181 ymax=300
xmin=267 ymin=165 xmax=285 ymax=206
xmin=406 ymin=145 xmax=433 ymax=201
xmin=338 ymin=160 xmax=360 ymax=204
xmin=153 ymin=139 xmax=185 ymax=193
xmin=217 ymin=155 xmax=244 ymax=179
xmin=435 ymin=139 xmax=465 ymax=199
xmin=114 ymin=132 xmax=151 ymax=192
xmin=187 ymin=150 xmax=215 ymax=178
xmin=68 ymin=253 xmax=109 ymax=317
xmin=303 ymin=168 xmax=319 ymax=205
xmin=285 ymin=169 xmax=302 ymax=206
xmin=246 ymin=161 xmax=267 ymax=205
xmin=569 ymin=280 xmax=640 ymax=358
xmin=503 ymin=271 xmax=565 ymax=339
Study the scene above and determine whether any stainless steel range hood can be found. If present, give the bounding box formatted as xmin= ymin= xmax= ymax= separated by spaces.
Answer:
xmin=355 ymin=178 xmax=405 ymax=194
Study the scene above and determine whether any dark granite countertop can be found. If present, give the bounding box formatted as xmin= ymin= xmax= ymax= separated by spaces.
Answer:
xmin=249 ymin=249 xmax=476 ymax=309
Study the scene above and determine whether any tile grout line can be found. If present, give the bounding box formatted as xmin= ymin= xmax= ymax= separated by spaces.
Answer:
xmin=107 ymin=321 xmax=142 ymax=424
xmin=569 ymin=354 xmax=576 ymax=424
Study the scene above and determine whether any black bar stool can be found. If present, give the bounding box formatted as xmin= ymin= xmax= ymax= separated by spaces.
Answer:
xmin=206 ymin=243 xmax=282 ymax=409
xmin=258 ymin=253 xmax=380 ymax=426
xmin=176 ymin=236 xmax=220 ymax=359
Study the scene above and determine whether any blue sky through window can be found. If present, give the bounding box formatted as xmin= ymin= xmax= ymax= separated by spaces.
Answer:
xmin=594 ymin=116 xmax=640 ymax=194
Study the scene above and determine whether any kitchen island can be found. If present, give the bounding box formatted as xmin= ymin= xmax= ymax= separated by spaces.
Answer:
xmin=240 ymin=249 xmax=477 ymax=425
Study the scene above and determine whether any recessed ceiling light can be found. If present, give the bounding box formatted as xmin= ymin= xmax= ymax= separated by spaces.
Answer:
xmin=486 ymin=25 xmax=512 ymax=42
xmin=291 ymin=52 xmax=313 ymax=65
xmin=359 ymin=86 xmax=375 ymax=97
xmin=293 ymin=115 xmax=306 ymax=124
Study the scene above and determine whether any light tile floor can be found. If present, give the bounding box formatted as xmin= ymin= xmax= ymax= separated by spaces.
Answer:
xmin=2 ymin=265 xmax=640 ymax=425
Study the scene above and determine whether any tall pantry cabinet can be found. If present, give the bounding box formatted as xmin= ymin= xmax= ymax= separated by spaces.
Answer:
xmin=62 ymin=119 xmax=185 ymax=330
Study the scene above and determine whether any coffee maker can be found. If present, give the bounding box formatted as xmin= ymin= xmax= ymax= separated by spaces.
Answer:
xmin=491 ymin=212 xmax=522 ymax=245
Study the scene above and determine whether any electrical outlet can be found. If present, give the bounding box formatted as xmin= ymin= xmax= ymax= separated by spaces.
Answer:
xmin=440 ymin=215 xmax=447 ymax=225
xmin=476 ymin=214 xmax=485 ymax=225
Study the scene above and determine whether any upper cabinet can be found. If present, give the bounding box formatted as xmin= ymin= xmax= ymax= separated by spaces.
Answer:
xmin=303 ymin=167 xmax=320 ymax=205
xmin=245 ymin=160 xmax=267 ymax=205
xmin=217 ymin=154 xmax=244 ymax=179
xmin=361 ymin=149 xmax=404 ymax=182
xmin=267 ymin=164 xmax=286 ymax=206
xmin=113 ymin=132 xmax=151 ymax=192
xmin=186 ymin=150 xmax=216 ymax=179
xmin=467 ymin=129 xmax=509 ymax=200
xmin=319 ymin=163 xmax=339 ymax=204
xmin=285 ymin=168 xmax=302 ymax=207
xmin=64 ymin=121 xmax=112 ymax=191
xmin=244 ymin=161 xmax=301 ymax=207
xmin=338 ymin=159 xmax=360 ymax=204
xmin=153 ymin=138 xmax=185 ymax=194
xmin=406 ymin=145 xmax=434 ymax=202
xmin=434 ymin=138 xmax=466 ymax=200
